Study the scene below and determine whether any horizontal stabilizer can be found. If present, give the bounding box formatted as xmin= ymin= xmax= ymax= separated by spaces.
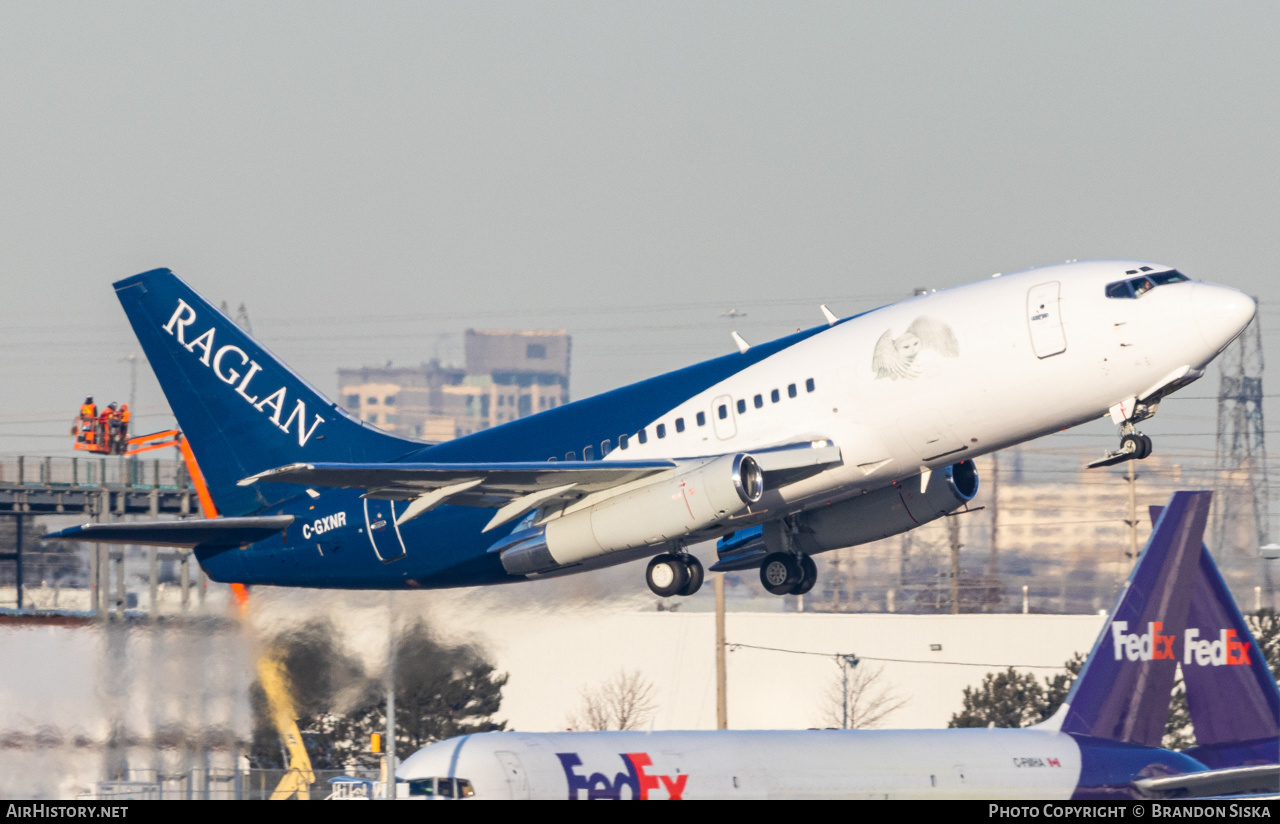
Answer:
xmin=1133 ymin=763 xmax=1279 ymax=798
xmin=44 ymin=515 xmax=294 ymax=547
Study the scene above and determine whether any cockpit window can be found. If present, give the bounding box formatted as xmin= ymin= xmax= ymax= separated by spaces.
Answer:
xmin=1105 ymin=280 xmax=1134 ymax=299
xmin=1148 ymin=270 xmax=1189 ymax=286
xmin=1105 ymin=270 xmax=1189 ymax=299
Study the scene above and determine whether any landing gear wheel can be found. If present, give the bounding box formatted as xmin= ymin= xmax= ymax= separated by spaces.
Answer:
xmin=1136 ymin=433 xmax=1153 ymax=460
xmin=1120 ymin=433 xmax=1144 ymax=460
xmin=647 ymin=554 xmax=689 ymax=598
xmin=760 ymin=552 xmax=802 ymax=596
xmin=678 ymin=555 xmax=705 ymax=596
xmin=794 ymin=555 xmax=818 ymax=596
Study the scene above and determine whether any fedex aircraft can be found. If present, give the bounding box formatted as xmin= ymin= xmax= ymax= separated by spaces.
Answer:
xmin=396 ymin=491 xmax=1280 ymax=800
xmin=51 ymin=263 xmax=1254 ymax=598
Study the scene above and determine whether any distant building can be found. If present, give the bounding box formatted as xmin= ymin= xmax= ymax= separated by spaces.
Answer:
xmin=338 ymin=329 xmax=570 ymax=442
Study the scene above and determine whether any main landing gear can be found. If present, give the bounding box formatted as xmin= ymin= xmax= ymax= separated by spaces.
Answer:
xmin=759 ymin=552 xmax=817 ymax=596
xmin=646 ymin=552 xmax=705 ymax=597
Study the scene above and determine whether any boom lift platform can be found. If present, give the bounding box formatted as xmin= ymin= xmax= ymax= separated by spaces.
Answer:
xmin=73 ymin=401 xmax=184 ymax=456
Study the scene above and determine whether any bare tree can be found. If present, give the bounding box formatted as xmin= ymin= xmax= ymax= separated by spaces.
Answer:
xmin=818 ymin=662 xmax=908 ymax=729
xmin=567 ymin=670 xmax=659 ymax=731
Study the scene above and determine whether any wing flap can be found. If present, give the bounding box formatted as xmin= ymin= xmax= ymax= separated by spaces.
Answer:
xmin=44 ymin=515 xmax=295 ymax=547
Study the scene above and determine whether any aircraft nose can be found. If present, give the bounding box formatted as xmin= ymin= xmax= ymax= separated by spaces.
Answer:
xmin=1192 ymin=283 xmax=1256 ymax=354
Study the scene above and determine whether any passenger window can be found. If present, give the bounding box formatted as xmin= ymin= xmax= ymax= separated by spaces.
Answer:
xmin=566 ymin=450 xmax=576 ymax=461
xmin=770 ymin=389 xmax=780 ymax=403
xmin=656 ymin=424 xmax=666 ymax=439
xmin=1105 ymin=280 xmax=1135 ymax=299
xmin=806 ymin=378 xmax=816 ymax=392
xmin=737 ymin=399 xmax=746 ymax=414
xmin=718 ymin=405 xmax=728 ymax=420
xmin=788 ymin=383 xmax=797 ymax=398
xmin=620 ymin=434 xmax=629 ymax=449
xmin=697 ymin=411 xmax=706 ymax=427
xmin=583 ymin=444 xmax=594 ymax=460
xmin=638 ymin=428 xmax=648 ymax=444
xmin=602 ymin=439 xmax=612 ymax=456
xmin=753 ymin=394 xmax=763 ymax=409
xmin=675 ymin=418 xmax=685 ymax=433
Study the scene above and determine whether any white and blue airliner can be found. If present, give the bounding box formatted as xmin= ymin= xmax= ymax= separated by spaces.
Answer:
xmin=50 ymin=262 xmax=1254 ymax=598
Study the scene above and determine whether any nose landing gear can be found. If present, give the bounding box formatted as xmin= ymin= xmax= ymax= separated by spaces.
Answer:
xmin=646 ymin=552 xmax=705 ymax=597
xmin=759 ymin=552 xmax=817 ymax=596
xmin=1121 ymin=431 xmax=1153 ymax=460
xmin=1089 ymin=419 xmax=1155 ymax=470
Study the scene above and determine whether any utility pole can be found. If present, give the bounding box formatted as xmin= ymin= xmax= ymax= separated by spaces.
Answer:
xmin=14 ymin=513 xmax=23 ymax=610
xmin=948 ymin=515 xmax=961 ymax=614
xmin=988 ymin=452 xmax=1000 ymax=575
xmin=715 ymin=574 xmax=727 ymax=730
xmin=1127 ymin=460 xmax=1138 ymax=562
xmin=121 ymin=354 xmax=137 ymax=411
xmin=385 ymin=592 xmax=398 ymax=799
xmin=839 ymin=654 xmax=859 ymax=729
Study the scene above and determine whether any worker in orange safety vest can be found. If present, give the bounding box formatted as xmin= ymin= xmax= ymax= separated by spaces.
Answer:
xmin=98 ymin=403 xmax=115 ymax=453
xmin=76 ymin=396 xmax=97 ymax=445
xmin=115 ymin=403 xmax=131 ymax=453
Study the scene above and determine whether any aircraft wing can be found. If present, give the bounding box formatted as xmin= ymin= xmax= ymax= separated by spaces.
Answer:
xmin=1133 ymin=763 xmax=1279 ymax=798
xmin=44 ymin=515 xmax=295 ymax=547
xmin=239 ymin=459 xmax=680 ymax=502
xmin=240 ymin=440 xmax=841 ymax=530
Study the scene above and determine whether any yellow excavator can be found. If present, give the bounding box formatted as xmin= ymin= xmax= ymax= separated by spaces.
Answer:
xmin=250 ymin=629 xmax=316 ymax=801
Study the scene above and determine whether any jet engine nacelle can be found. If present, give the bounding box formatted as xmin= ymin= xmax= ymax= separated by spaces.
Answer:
xmin=495 ymin=453 xmax=764 ymax=575
xmin=777 ymin=460 xmax=979 ymax=555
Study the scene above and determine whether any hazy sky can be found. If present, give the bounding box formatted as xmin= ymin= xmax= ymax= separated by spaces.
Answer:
xmin=2 ymin=2 xmax=1278 ymax=461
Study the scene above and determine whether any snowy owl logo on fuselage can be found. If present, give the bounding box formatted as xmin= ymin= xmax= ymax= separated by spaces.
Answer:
xmin=872 ymin=316 xmax=959 ymax=380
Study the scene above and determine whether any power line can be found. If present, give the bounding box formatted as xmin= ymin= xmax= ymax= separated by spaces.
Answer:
xmin=726 ymin=642 xmax=1069 ymax=669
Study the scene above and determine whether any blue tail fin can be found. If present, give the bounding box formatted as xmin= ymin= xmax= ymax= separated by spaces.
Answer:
xmin=115 ymin=269 xmax=418 ymax=516
xmin=1172 ymin=512 xmax=1280 ymax=767
xmin=1056 ymin=490 xmax=1212 ymax=746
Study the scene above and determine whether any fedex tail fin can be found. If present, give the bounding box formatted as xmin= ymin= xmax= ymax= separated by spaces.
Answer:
xmin=1161 ymin=504 xmax=1280 ymax=768
xmin=115 ymin=269 xmax=417 ymax=516
xmin=1053 ymin=490 xmax=1212 ymax=747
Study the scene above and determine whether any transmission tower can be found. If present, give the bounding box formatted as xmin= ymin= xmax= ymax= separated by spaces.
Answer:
xmin=1212 ymin=309 xmax=1270 ymax=554
xmin=219 ymin=300 xmax=253 ymax=333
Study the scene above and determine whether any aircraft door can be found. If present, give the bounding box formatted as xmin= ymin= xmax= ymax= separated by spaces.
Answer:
xmin=363 ymin=498 xmax=407 ymax=563
xmin=712 ymin=395 xmax=737 ymax=440
xmin=1027 ymin=281 xmax=1067 ymax=358
xmin=494 ymin=750 xmax=530 ymax=799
